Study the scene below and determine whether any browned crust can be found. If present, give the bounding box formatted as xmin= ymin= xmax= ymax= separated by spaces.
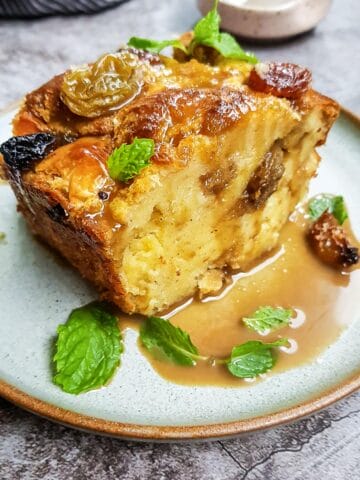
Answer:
xmin=14 ymin=75 xmax=259 ymax=143
xmin=13 ymin=62 xmax=340 ymax=149
xmin=293 ymin=89 xmax=340 ymax=146
xmin=13 ymin=74 xmax=115 ymax=138
xmin=114 ymin=86 xmax=258 ymax=147
xmin=14 ymin=73 xmax=340 ymax=150
xmin=4 ymin=169 xmax=134 ymax=313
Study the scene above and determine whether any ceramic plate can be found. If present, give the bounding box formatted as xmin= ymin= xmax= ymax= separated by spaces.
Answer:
xmin=0 ymin=107 xmax=359 ymax=441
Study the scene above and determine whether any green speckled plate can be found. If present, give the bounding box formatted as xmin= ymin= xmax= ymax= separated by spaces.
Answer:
xmin=0 ymin=107 xmax=359 ymax=441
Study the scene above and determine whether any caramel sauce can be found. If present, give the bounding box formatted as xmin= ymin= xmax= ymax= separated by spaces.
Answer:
xmin=118 ymin=213 xmax=359 ymax=387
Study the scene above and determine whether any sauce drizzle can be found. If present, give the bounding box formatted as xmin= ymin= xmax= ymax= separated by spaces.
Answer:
xmin=119 ymin=211 xmax=359 ymax=387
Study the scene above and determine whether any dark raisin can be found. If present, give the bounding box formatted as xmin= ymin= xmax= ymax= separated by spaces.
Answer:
xmin=200 ymin=164 xmax=237 ymax=195
xmin=243 ymin=146 xmax=284 ymax=208
xmin=0 ymin=133 xmax=58 ymax=173
xmin=248 ymin=63 xmax=312 ymax=99
xmin=234 ymin=144 xmax=284 ymax=215
xmin=47 ymin=204 xmax=69 ymax=223
xmin=98 ymin=191 xmax=109 ymax=200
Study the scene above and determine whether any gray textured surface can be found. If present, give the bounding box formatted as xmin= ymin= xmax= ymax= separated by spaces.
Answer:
xmin=0 ymin=0 xmax=359 ymax=478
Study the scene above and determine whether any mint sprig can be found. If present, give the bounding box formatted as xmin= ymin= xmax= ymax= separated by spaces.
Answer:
xmin=107 ymin=138 xmax=154 ymax=183
xmin=190 ymin=0 xmax=257 ymax=63
xmin=193 ymin=0 xmax=221 ymax=43
xmin=140 ymin=316 xmax=206 ymax=366
xmin=53 ymin=303 xmax=123 ymax=394
xmin=308 ymin=194 xmax=348 ymax=225
xmin=226 ymin=339 xmax=289 ymax=378
xmin=127 ymin=0 xmax=257 ymax=64
xmin=243 ymin=306 xmax=293 ymax=334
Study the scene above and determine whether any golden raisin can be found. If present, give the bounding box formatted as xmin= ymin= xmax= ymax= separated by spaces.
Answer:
xmin=308 ymin=212 xmax=359 ymax=268
xmin=60 ymin=52 xmax=147 ymax=118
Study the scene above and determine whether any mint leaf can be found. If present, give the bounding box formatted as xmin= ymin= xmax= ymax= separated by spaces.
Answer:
xmin=193 ymin=0 xmax=221 ymax=42
xmin=191 ymin=0 xmax=258 ymax=63
xmin=127 ymin=1 xmax=257 ymax=64
xmin=210 ymin=32 xmax=258 ymax=63
xmin=308 ymin=194 xmax=348 ymax=225
xmin=53 ymin=303 xmax=123 ymax=394
xmin=243 ymin=306 xmax=293 ymax=334
xmin=308 ymin=196 xmax=332 ymax=220
xmin=227 ymin=339 xmax=288 ymax=378
xmin=128 ymin=37 xmax=187 ymax=54
xmin=107 ymin=138 xmax=154 ymax=183
xmin=140 ymin=316 xmax=205 ymax=366
xmin=0 ymin=232 xmax=6 ymax=243
xmin=331 ymin=196 xmax=348 ymax=225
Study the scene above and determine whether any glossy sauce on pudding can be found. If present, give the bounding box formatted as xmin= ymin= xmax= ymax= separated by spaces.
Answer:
xmin=119 ymin=211 xmax=359 ymax=386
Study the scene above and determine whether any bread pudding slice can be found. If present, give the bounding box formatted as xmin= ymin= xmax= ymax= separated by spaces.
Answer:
xmin=0 ymin=50 xmax=339 ymax=315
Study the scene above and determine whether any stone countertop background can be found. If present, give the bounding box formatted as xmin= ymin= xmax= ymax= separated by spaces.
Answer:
xmin=0 ymin=0 xmax=359 ymax=478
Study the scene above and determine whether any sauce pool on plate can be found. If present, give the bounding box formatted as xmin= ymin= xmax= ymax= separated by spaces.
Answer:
xmin=119 ymin=209 xmax=360 ymax=387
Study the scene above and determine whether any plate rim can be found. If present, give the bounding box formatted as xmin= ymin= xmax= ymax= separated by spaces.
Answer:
xmin=1 ymin=105 xmax=359 ymax=441
xmin=1 ymin=373 xmax=359 ymax=440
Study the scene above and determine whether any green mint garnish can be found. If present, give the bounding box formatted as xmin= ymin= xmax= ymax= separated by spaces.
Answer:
xmin=243 ymin=306 xmax=293 ymax=334
xmin=53 ymin=303 xmax=123 ymax=394
xmin=308 ymin=194 xmax=348 ymax=225
xmin=127 ymin=0 xmax=257 ymax=63
xmin=107 ymin=138 xmax=154 ymax=183
xmin=0 ymin=232 xmax=6 ymax=243
xmin=140 ymin=316 xmax=206 ymax=366
xmin=191 ymin=0 xmax=257 ymax=63
xmin=140 ymin=316 xmax=289 ymax=379
xmin=226 ymin=339 xmax=289 ymax=378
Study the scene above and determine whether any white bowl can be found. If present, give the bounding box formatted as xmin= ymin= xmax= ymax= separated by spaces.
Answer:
xmin=198 ymin=0 xmax=332 ymax=40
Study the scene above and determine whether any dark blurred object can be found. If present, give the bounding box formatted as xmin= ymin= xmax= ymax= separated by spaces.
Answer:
xmin=0 ymin=0 xmax=127 ymax=18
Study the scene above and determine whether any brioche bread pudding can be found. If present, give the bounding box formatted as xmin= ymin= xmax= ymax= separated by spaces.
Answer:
xmin=0 ymin=18 xmax=339 ymax=316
